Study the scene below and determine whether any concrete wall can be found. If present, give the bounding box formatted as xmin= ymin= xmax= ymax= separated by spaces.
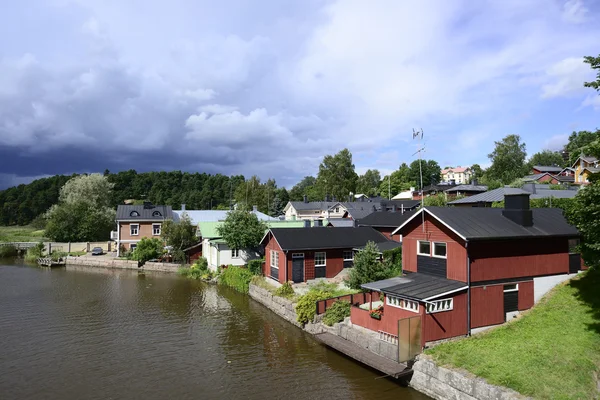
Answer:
xmin=66 ymin=256 xmax=138 ymax=270
xmin=410 ymin=354 xmax=528 ymax=400
xmin=143 ymin=262 xmax=180 ymax=273
xmin=325 ymin=319 xmax=399 ymax=362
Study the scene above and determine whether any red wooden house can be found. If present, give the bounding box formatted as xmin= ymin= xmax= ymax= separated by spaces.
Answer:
xmin=261 ymin=227 xmax=390 ymax=284
xmin=351 ymin=193 xmax=582 ymax=348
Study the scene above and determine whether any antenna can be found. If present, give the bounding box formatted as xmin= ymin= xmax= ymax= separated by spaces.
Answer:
xmin=412 ymin=128 xmax=426 ymax=231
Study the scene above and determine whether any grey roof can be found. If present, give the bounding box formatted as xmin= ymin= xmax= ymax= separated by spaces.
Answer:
xmin=581 ymin=156 xmax=598 ymax=163
xmin=288 ymin=201 xmax=338 ymax=211
xmin=523 ymin=173 xmax=551 ymax=182
xmin=448 ymin=186 xmax=578 ymax=205
xmin=327 ymin=218 xmax=356 ymax=227
xmin=354 ymin=241 xmax=402 ymax=253
xmin=116 ymin=204 xmax=173 ymax=220
xmin=173 ymin=209 xmax=276 ymax=224
xmin=265 ymin=227 xmax=389 ymax=251
xmin=582 ymin=167 xmax=600 ymax=173
xmin=357 ymin=210 xmax=417 ymax=228
xmin=532 ymin=165 xmax=563 ymax=173
xmin=555 ymin=176 xmax=575 ymax=182
xmin=362 ymin=273 xmax=467 ymax=301
xmin=445 ymin=184 xmax=488 ymax=193
xmin=399 ymin=206 xmax=579 ymax=240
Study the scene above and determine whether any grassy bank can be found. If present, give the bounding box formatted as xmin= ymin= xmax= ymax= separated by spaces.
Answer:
xmin=0 ymin=226 xmax=47 ymax=242
xmin=426 ymin=270 xmax=600 ymax=399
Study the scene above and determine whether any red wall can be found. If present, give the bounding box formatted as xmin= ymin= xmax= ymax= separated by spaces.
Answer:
xmin=401 ymin=214 xmax=468 ymax=282
xmin=471 ymin=280 xmax=535 ymax=328
xmin=350 ymin=300 xmax=418 ymax=335
xmin=537 ymin=174 xmax=559 ymax=184
xmin=421 ymin=292 xmax=468 ymax=344
xmin=518 ymin=281 xmax=534 ymax=311
xmin=374 ymin=227 xmax=401 ymax=242
xmin=263 ymin=233 xmax=286 ymax=283
xmin=469 ymin=238 xmax=570 ymax=282
xmin=281 ymin=249 xmax=351 ymax=283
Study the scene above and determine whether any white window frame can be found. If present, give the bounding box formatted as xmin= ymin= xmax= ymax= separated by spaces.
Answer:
xmin=426 ymin=298 xmax=453 ymax=314
xmin=335 ymin=207 xmax=340 ymax=213
xmin=152 ymin=223 xmax=161 ymax=236
xmin=432 ymin=242 xmax=447 ymax=259
xmin=314 ymin=252 xmax=326 ymax=267
xmin=386 ymin=294 xmax=419 ymax=313
xmin=503 ymin=284 xmax=519 ymax=292
xmin=343 ymin=250 xmax=354 ymax=261
xmin=270 ymin=250 xmax=279 ymax=269
xmin=417 ymin=240 xmax=431 ymax=256
xmin=232 ymin=249 xmax=240 ymax=258
xmin=130 ymin=224 xmax=139 ymax=236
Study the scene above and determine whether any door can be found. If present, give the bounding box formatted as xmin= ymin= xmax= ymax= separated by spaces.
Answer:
xmin=292 ymin=254 xmax=304 ymax=283
xmin=503 ymin=284 xmax=519 ymax=321
xmin=398 ymin=316 xmax=422 ymax=362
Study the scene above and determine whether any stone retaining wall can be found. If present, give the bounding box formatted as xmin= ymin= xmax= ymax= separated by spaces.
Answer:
xmin=66 ymin=256 xmax=138 ymax=269
xmin=248 ymin=284 xmax=302 ymax=328
xmin=323 ymin=319 xmax=399 ymax=362
xmin=142 ymin=262 xmax=180 ymax=273
xmin=410 ymin=354 xmax=529 ymax=400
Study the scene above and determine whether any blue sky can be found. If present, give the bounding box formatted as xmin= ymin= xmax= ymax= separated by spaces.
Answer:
xmin=0 ymin=0 xmax=599 ymax=189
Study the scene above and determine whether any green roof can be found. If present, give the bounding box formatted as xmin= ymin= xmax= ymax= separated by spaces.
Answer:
xmin=199 ymin=219 xmax=307 ymax=241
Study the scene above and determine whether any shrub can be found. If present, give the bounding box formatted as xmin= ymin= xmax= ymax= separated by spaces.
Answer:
xmin=323 ymin=301 xmax=351 ymax=326
xmin=0 ymin=245 xmax=18 ymax=258
xmin=295 ymin=290 xmax=333 ymax=325
xmin=247 ymin=258 xmax=264 ymax=275
xmin=347 ymin=241 xmax=398 ymax=290
xmin=131 ymin=237 xmax=164 ymax=265
xmin=25 ymin=242 xmax=45 ymax=262
xmin=274 ymin=281 xmax=295 ymax=299
xmin=178 ymin=257 xmax=213 ymax=280
xmin=218 ymin=265 xmax=254 ymax=293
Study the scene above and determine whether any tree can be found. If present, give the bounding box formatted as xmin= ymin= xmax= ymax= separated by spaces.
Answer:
xmin=269 ymin=187 xmax=289 ymax=217
xmin=583 ymin=54 xmax=600 ymax=91
xmin=346 ymin=241 xmax=396 ymax=290
xmin=356 ymin=169 xmax=381 ymax=197
xmin=315 ymin=149 xmax=358 ymax=201
xmin=409 ymin=159 xmax=441 ymax=188
xmin=528 ymin=150 xmax=566 ymax=169
xmin=379 ymin=163 xmax=414 ymax=198
xmin=470 ymin=164 xmax=484 ymax=182
xmin=59 ymin=173 xmax=114 ymax=207
xmin=567 ymin=177 xmax=600 ymax=268
xmin=216 ymin=210 xmax=267 ymax=253
xmin=563 ymin=130 xmax=600 ymax=166
xmin=486 ymin=134 xmax=528 ymax=184
xmin=161 ymin=213 xmax=197 ymax=262
xmin=132 ymin=237 xmax=164 ymax=265
xmin=289 ymin=176 xmax=318 ymax=201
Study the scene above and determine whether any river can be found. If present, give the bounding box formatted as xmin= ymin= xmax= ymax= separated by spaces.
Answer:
xmin=0 ymin=261 xmax=428 ymax=400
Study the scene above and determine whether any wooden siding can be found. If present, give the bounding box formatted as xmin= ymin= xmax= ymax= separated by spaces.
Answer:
xmin=118 ymin=221 xmax=162 ymax=241
xmin=374 ymin=227 xmax=401 ymax=242
xmin=401 ymin=214 xmax=467 ymax=282
xmin=263 ymin=233 xmax=286 ymax=283
xmin=518 ymin=281 xmax=534 ymax=311
xmin=282 ymin=249 xmax=350 ymax=283
xmin=350 ymin=297 xmax=418 ymax=335
xmin=470 ymin=285 xmax=504 ymax=328
xmin=421 ymin=292 xmax=468 ymax=344
xmin=469 ymin=238 xmax=570 ymax=282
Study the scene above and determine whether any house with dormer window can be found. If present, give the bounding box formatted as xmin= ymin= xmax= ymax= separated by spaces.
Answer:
xmin=114 ymin=202 xmax=173 ymax=255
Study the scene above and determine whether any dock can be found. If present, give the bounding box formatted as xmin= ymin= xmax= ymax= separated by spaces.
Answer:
xmin=37 ymin=258 xmax=66 ymax=267
xmin=314 ymin=333 xmax=412 ymax=378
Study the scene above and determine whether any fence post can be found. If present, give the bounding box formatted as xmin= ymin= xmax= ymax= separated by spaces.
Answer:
xmin=107 ymin=241 xmax=111 ymax=252
xmin=86 ymin=242 xmax=90 ymax=252
xmin=68 ymin=242 xmax=71 ymax=253
xmin=48 ymin=242 xmax=52 ymax=255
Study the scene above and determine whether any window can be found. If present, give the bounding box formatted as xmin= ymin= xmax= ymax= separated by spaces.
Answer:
xmin=270 ymin=250 xmax=279 ymax=269
xmin=130 ymin=211 xmax=140 ymax=217
xmin=152 ymin=211 xmax=162 ymax=217
xmin=130 ymin=244 xmax=137 ymax=250
xmin=152 ymin=224 xmax=161 ymax=236
xmin=417 ymin=241 xmax=431 ymax=256
xmin=568 ymin=238 xmax=580 ymax=253
xmin=130 ymin=224 xmax=139 ymax=236
xmin=232 ymin=249 xmax=240 ymax=258
xmin=433 ymin=242 xmax=447 ymax=258
xmin=315 ymin=252 xmax=326 ymax=266
xmin=503 ymin=284 xmax=519 ymax=292
xmin=343 ymin=250 xmax=354 ymax=261
xmin=426 ymin=298 xmax=453 ymax=314
xmin=335 ymin=207 xmax=340 ymax=213
xmin=386 ymin=295 xmax=419 ymax=313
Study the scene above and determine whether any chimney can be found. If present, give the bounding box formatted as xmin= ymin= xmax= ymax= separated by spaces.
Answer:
xmin=502 ymin=194 xmax=533 ymax=227
xmin=391 ymin=204 xmax=397 ymax=213
xmin=325 ymin=194 xmax=330 ymax=202
xmin=143 ymin=201 xmax=153 ymax=209
xmin=303 ymin=195 xmax=308 ymax=203
xmin=522 ymin=183 xmax=536 ymax=194
xmin=304 ymin=219 xmax=311 ymax=228
xmin=332 ymin=195 xmax=336 ymax=202
xmin=372 ymin=205 xmax=377 ymax=212
xmin=181 ymin=203 xmax=186 ymax=211
xmin=472 ymin=179 xmax=478 ymax=186
xmin=252 ymin=205 xmax=258 ymax=212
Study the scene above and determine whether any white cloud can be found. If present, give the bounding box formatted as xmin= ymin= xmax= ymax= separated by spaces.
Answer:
xmin=562 ymin=0 xmax=588 ymax=23
xmin=543 ymin=134 xmax=570 ymax=151
xmin=199 ymin=104 xmax=239 ymax=114
xmin=581 ymin=94 xmax=600 ymax=110
xmin=540 ymin=57 xmax=593 ymax=98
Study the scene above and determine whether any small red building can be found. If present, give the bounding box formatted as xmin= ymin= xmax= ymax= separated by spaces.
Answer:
xmin=351 ymin=193 xmax=582 ymax=348
xmin=356 ymin=209 xmax=416 ymax=242
xmin=531 ymin=165 xmax=563 ymax=175
xmin=261 ymin=227 xmax=389 ymax=283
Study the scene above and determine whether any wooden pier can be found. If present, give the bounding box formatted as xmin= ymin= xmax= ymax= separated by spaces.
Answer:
xmin=313 ymin=333 xmax=412 ymax=378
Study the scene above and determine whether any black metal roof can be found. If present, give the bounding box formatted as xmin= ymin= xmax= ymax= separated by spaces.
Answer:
xmin=116 ymin=204 xmax=173 ymax=220
xmin=533 ymin=165 xmax=563 ymax=173
xmin=361 ymin=272 xmax=467 ymax=301
xmin=397 ymin=207 xmax=579 ymax=240
xmin=266 ymin=227 xmax=389 ymax=251
xmin=353 ymin=241 xmax=402 ymax=253
xmin=356 ymin=210 xmax=417 ymax=228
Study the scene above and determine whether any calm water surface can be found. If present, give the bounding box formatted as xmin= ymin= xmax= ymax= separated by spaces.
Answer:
xmin=0 ymin=260 xmax=428 ymax=400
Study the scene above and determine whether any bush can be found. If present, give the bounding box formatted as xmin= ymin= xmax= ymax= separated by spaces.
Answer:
xmin=218 ymin=265 xmax=254 ymax=293
xmin=0 ymin=245 xmax=18 ymax=258
xmin=178 ymin=257 xmax=213 ymax=280
xmin=25 ymin=242 xmax=45 ymax=262
xmin=274 ymin=281 xmax=295 ymax=299
xmin=382 ymin=246 xmax=402 ymax=276
xmin=131 ymin=237 xmax=164 ymax=265
xmin=247 ymin=258 xmax=264 ymax=275
xmin=346 ymin=241 xmax=398 ymax=290
xmin=323 ymin=301 xmax=351 ymax=326
xmin=295 ymin=290 xmax=334 ymax=325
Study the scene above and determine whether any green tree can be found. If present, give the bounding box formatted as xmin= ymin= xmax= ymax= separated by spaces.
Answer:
xmin=161 ymin=213 xmax=198 ymax=262
xmin=486 ymin=134 xmax=528 ymax=184
xmin=59 ymin=173 xmax=114 ymax=207
xmin=270 ymin=187 xmax=289 ymax=217
xmin=216 ymin=210 xmax=267 ymax=252
xmin=563 ymin=130 xmax=600 ymax=166
xmin=583 ymin=54 xmax=600 ymax=91
xmin=315 ymin=149 xmax=358 ymax=201
xmin=567 ymin=177 xmax=600 ymax=268
xmin=379 ymin=163 xmax=414 ymax=198
xmin=528 ymin=150 xmax=566 ymax=169
xmin=409 ymin=159 xmax=441 ymax=188
xmin=346 ymin=241 xmax=395 ymax=290
xmin=356 ymin=169 xmax=381 ymax=197
xmin=132 ymin=237 xmax=164 ymax=265
xmin=422 ymin=194 xmax=448 ymax=207
xmin=289 ymin=176 xmax=318 ymax=201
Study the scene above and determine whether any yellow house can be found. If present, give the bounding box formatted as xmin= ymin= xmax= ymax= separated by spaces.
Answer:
xmin=572 ymin=155 xmax=599 ymax=184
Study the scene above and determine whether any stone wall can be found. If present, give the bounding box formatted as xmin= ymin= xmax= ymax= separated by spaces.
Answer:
xmin=66 ymin=256 xmax=138 ymax=270
xmin=142 ymin=262 xmax=180 ymax=273
xmin=248 ymin=284 xmax=302 ymax=328
xmin=410 ymin=354 xmax=529 ymax=400
xmin=325 ymin=319 xmax=399 ymax=362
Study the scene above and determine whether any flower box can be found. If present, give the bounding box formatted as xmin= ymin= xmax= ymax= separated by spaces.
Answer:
xmin=370 ymin=312 xmax=382 ymax=320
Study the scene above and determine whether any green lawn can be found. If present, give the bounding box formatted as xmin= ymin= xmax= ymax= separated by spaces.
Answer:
xmin=426 ymin=270 xmax=600 ymax=399
xmin=0 ymin=226 xmax=47 ymax=242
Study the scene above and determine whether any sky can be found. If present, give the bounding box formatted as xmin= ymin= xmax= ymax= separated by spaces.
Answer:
xmin=0 ymin=0 xmax=599 ymax=190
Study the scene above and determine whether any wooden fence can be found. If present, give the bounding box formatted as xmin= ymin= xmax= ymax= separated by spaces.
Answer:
xmin=316 ymin=291 xmax=381 ymax=315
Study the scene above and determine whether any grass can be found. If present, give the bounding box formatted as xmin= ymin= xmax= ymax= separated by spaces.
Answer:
xmin=0 ymin=226 xmax=47 ymax=242
xmin=426 ymin=270 xmax=600 ymax=399
xmin=308 ymin=281 xmax=359 ymax=297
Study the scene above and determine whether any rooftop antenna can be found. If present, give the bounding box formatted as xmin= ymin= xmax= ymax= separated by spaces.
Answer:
xmin=412 ymin=128 xmax=426 ymax=232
